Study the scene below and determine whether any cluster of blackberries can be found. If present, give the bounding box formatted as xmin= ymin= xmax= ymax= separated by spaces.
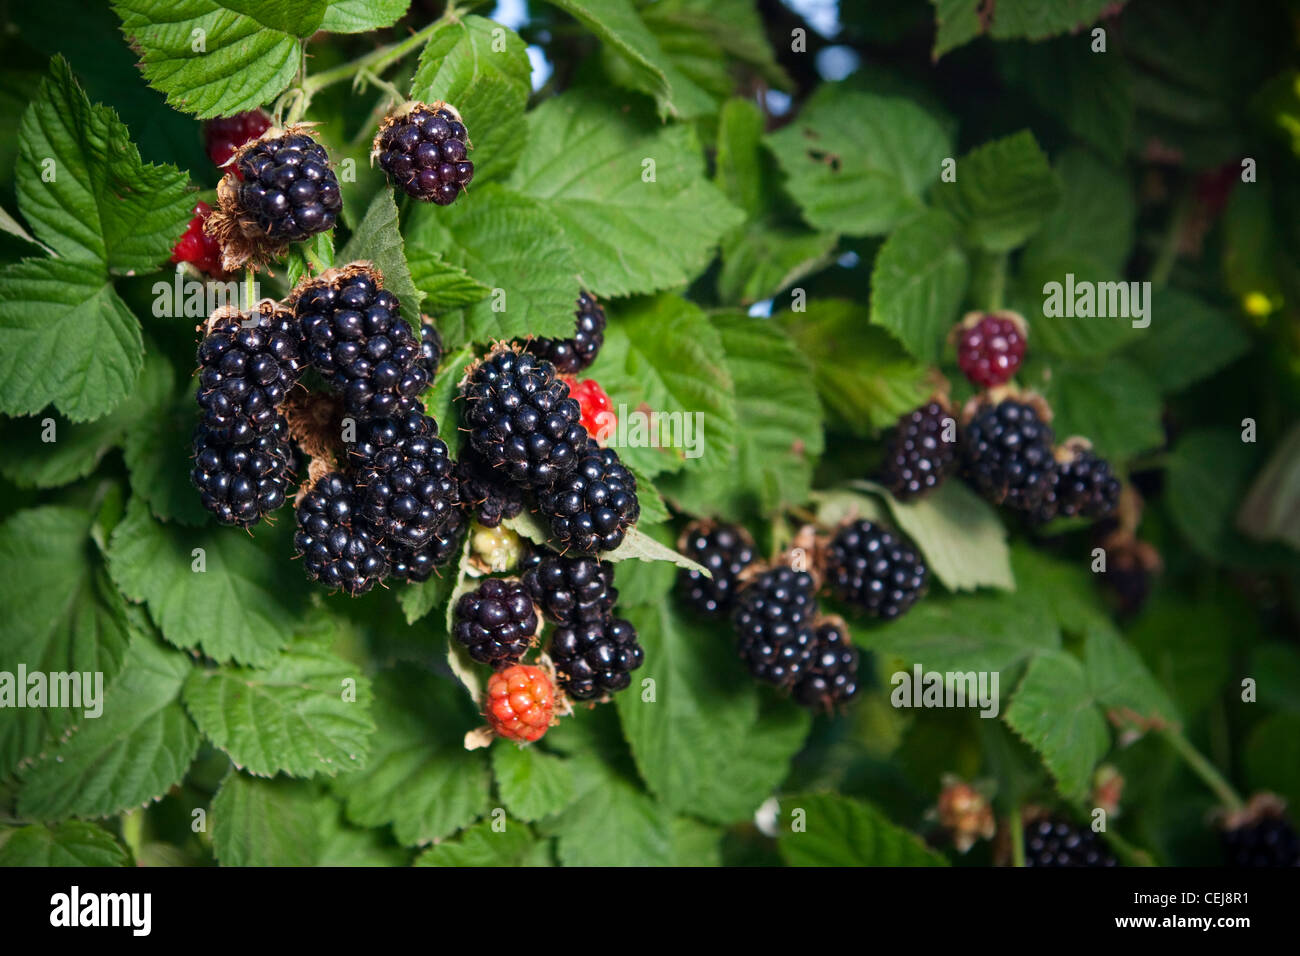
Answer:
xmin=459 ymin=339 xmax=640 ymax=556
xmin=190 ymin=305 xmax=306 ymax=528
xmin=374 ymin=102 xmax=474 ymax=205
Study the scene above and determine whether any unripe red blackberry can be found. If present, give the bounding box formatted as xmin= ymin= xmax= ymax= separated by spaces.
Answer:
xmin=565 ymin=376 xmax=616 ymax=441
xmin=373 ymin=102 xmax=473 ymax=205
xmin=879 ymin=401 xmax=958 ymax=501
xmin=537 ymin=440 xmax=640 ymax=554
xmin=825 ymin=520 xmax=928 ymax=620
xmin=227 ymin=130 xmax=341 ymax=242
xmin=1032 ymin=439 xmax=1121 ymax=523
xmin=962 ymin=396 xmax=1056 ymax=511
xmin=170 ymin=201 xmax=224 ymax=275
xmin=460 ymin=346 xmax=588 ymax=489
xmin=956 ymin=311 xmax=1027 ymax=388
xmin=733 ymin=566 xmax=819 ymax=689
xmin=524 ymin=291 xmax=606 ymax=375
xmin=293 ymin=472 xmax=388 ymax=595
xmin=195 ymin=304 xmax=306 ymax=445
xmin=204 ymin=110 xmax=271 ymax=167
xmin=190 ymin=416 xmax=294 ymax=527
xmin=455 ymin=448 xmax=524 ymax=528
xmin=550 ymin=616 xmax=644 ymax=700
xmin=292 ymin=266 xmax=429 ymax=421
xmin=676 ymin=521 xmax=758 ymax=617
xmin=523 ymin=553 xmax=617 ymax=628
xmin=1023 ymin=817 xmax=1118 ymax=867
xmin=453 ymin=577 xmax=539 ymax=667
xmin=388 ymin=507 xmax=467 ymax=583
xmin=348 ymin=411 xmax=459 ymax=549
xmin=792 ymin=617 xmax=860 ymax=711
xmin=484 ymin=664 xmax=554 ymax=743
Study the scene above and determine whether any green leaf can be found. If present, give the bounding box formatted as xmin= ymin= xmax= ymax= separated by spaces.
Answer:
xmin=1013 ymin=257 xmax=1140 ymax=358
xmin=0 ymin=821 xmax=130 ymax=866
xmin=339 ymin=189 xmax=422 ymax=330
xmin=657 ymin=313 xmax=823 ymax=520
xmin=410 ymin=15 xmax=532 ymax=184
xmin=780 ymin=300 xmax=931 ymax=433
xmin=584 ymin=294 xmax=735 ymax=478
xmin=212 ymin=773 xmax=405 ymax=866
xmin=765 ymin=85 xmax=951 ymax=236
xmin=1165 ymin=428 xmax=1261 ymax=563
xmin=1083 ymin=624 xmax=1179 ymax=727
xmin=107 ymin=496 xmax=302 ymax=666
xmin=0 ymin=258 xmax=142 ymax=422
xmin=932 ymin=0 xmax=1115 ymax=56
xmin=864 ymin=479 xmax=1015 ymax=592
xmin=777 ymin=793 xmax=946 ymax=866
xmin=183 ymin=644 xmax=375 ymax=778
xmin=1021 ymin=148 xmax=1135 ymax=275
xmin=331 ymin=668 xmax=491 ymax=847
xmin=17 ymin=56 xmax=191 ymax=272
xmin=538 ymin=754 xmax=675 ymax=866
xmin=931 ymin=0 xmax=984 ymax=58
xmin=1004 ymin=650 xmax=1108 ymax=799
xmin=642 ymin=0 xmax=791 ymax=92
xmin=442 ymin=537 xmax=485 ymax=701
xmin=405 ymin=185 xmax=578 ymax=347
xmin=406 ymin=250 xmax=491 ymax=313
xmin=1039 ymin=356 xmax=1164 ymax=461
xmin=934 ymin=131 xmax=1062 ymax=252
xmin=0 ymin=507 xmax=131 ymax=775
xmin=414 ymin=818 xmax=552 ymax=866
xmin=1244 ymin=713 xmax=1300 ymax=811
xmin=616 ymin=601 xmax=811 ymax=823
xmin=869 ymin=208 xmax=970 ymax=362
xmin=321 ymin=0 xmax=408 ymax=33
xmin=718 ymin=223 xmax=839 ymax=306
xmin=285 ymin=232 xmax=335 ymax=290
xmin=508 ymin=91 xmax=743 ymax=297
xmin=0 ymin=348 xmax=171 ymax=490
xmin=395 ymin=561 xmax=458 ymax=626
xmin=1239 ymin=422 xmax=1300 ymax=552
xmin=112 ymin=0 xmax=328 ymax=118
xmin=491 ymin=744 xmax=577 ymax=822
xmin=18 ymin=632 xmax=201 ymax=820
xmin=596 ymin=527 xmax=708 ymax=573
xmin=1127 ymin=595 xmax=1234 ymax=717
xmin=122 ymin=383 xmax=212 ymax=526
xmin=1124 ymin=289 xmax=1251 ymax=394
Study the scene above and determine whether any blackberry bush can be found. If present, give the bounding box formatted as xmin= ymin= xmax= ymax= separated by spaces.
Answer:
xmin=550 ymin=616 xmax=644 ymax=700
xmin=373 ymin=102 xmax=474 ymax=205
xmin=676 ymin=521 xmax=758 ymax=617
xmin=825 ymin=520 xmax=928 ymax=620
xmin=452 ymin=577 xmax=539 ymax=667
xmin=537 ymin=441 xmax=640 ymax=554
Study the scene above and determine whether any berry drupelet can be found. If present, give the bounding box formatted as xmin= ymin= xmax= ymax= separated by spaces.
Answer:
xmin=374 ymin=102 xmax=474 ymax=205
xmin=825 ymin=520 xmax=928 ymax=620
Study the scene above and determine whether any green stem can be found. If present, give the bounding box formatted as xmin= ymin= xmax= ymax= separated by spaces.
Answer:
xmin=300 ymin=19 xmax=444 ymax=99
xmin=1148 ymin=190 xmax=1193 ymax=289
xmin=1163 ymin=729 xmax=1245 ymax=811
xmin=985 ymin=251 xmax=1008 ymax=312
xmin=243 ymin=266 xmax=256 ymax=313
xmin=356 ymin=68 xmax=407 ymax=106
xmin=1009 ymin=806 xmax=1025 ymax=867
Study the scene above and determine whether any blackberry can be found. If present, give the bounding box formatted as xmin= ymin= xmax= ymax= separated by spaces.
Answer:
xmin=230 ymin=130 xmax=341 ymax=242
xmin=349 ymin=411 xmax=459 ymax=549
xmin=962 ymin=398 xmax=1056 ymax=511
xmin=461 ymin=348 xmax=587 ymax=489
xmin=523 ymin=554 xmax=617 ymax=628
xmin=455 ymin=448 xmax=524 ymax=528
xmin=1023 ymin=817 xmax=1118 ymax=867
xmin=1223 ymin=816 xmax=1300 ymax=867
xmin=293 ymin=268 xmax=430 ymax=420
xmin=733 ymin=567 xmax=819 ymax=689
xmin=389 ymin=508 xmax=467 ymax=583
xmin=537 ymin=441 xmax=639 ymax=554
xmin=825 ymin=520 xmax=928 ymax=620
xmin=418 ymin=321 xmax=443 ymax=380
xmin=190 ymin=416 xmax=294 ymax=527
xmin=550 ymin=617 xmax=644 ymax=700
xmin=956 ymin=311 xmax=1027 ymax=388
xmin=452 ymin=577 xmax=538 ymax=667
xmin=676 ymin=521 xmax=757 ymax=617
xmin=374 ymin=103 xmax=473 ymax=205
xmin=792 ymin=618 xmax=860 ymax=710
xmin=524 ymin=291 xmax=607 ymax=375
xmin=195 ymin=305 xmax=305 ymax=445
xmin=1032 ymin=441 xmax=1121 ymax=523
xmin=879 ymin=402 xmax=957 ymax=501
xmin=293 ymin=472 xmax=388 ymax=595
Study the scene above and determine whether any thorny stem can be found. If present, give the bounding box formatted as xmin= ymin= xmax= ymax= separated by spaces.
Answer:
xmin=1163 ymin=728 xmax=1246 ymax=812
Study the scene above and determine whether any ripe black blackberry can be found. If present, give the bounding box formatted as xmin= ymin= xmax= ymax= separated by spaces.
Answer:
xmin=523 ymin=553 xmax=617 ymax=627
xmin=1023 ymin=817 xmax=1118 ymax=867
xmin=537 ymin=441 xmax=640 ymax=554
xmin=550 ymin=617 xmax=644 ymax=700
xmin=293 ymin=472 xmax=388 ymax=595
xmin=523 ymin=291 xmax=607 ymax=375
xmin=229 ymin=130 xmax=341 ymax=242
xmin=293 ymin=267 xmax=429 ymax=421
xmin=676 ymin=521 xmax=757 ymax=617
xmin=793 ymin=618 xmax=860 ymax=710
xmin=460 ymin=347 xmax=588 ymax=489
xmin=962 ymin=397 xmax=1056 ymax=511
xmin=879 ymin=402 xmax=957 ymax=501
xmin=418 ymin=321 xmax=443 ymax=380
xmin=195 ymin=306 xmax=305 ymax=445
xmin=1222 ymin=800 xmax=1300 ymax=867
xmin=349 ymin=412 xmax=459 ymax=549
xmin=388 ymin=508 xmax=467 ymax=583
xmin=733 ymin=566 xmax=819 ymax=689
xmin=455 ymin=448 xmax=524 ymax=528
xmin=825 ymin=520 xmax=928 ymax=620
xmin=190 ymin=416 xmax=294 ymax=527
xmin=373 ymin=102 xmax=473 ymax=205
xmin=452 ymin=577 xmax=538 ymax=667
xmin=1032 ymin=441 xmax=1121 ymax=523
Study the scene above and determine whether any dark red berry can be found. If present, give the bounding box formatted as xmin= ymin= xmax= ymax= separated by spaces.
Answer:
xmin=205 ymin=110 xmax=272 ymax=167
xmin=957 ymin=312 xmax=1027 ymax=388
xmin=170 ymin=201 xmax=224 ymax=275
